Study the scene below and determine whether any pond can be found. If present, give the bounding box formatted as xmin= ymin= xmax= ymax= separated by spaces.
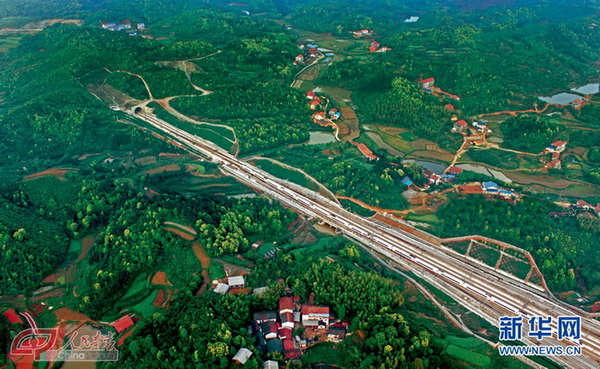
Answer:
xmin=571 ymin=83 xmax=599 ymax=95
xmin=537 ymin=93 xmax=581 ymax=105
xmin=403 ymin=160 xmax=446 ymax=174
xmin=307 ymin=131 xmax=336 ymax=145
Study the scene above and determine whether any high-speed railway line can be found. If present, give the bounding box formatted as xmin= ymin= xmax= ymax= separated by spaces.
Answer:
xmin=135 ymin=110 xmax=600 ymax=368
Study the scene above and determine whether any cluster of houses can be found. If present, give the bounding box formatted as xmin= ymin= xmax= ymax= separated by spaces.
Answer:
xmin=481 ymin=181 xmax=519 ymax=201
xmin=295 ymin=40 xmax=335 ymax=65
xmin=369 ymin=41 xmax=392 ymax=53
xmin=306 ymin=90 xmax=323 ymax=111
xmin=351 ymin=29 xmax=374 ymax=37
xmin=544 ymin=140 xmax=567 ymax=170
xmin=100 ymin=20 xmax=145 ymax=33
xmin=549 ymin=200 xmax=600 ymax=219
xmin=250 ymin=296 xmax=347 ymax=361
xmin=213 ymin=275 xmax=246 ymax=295
xmin=451 ymin=119 xmax=491 ymax=135
xmin=422 ymin=166 xmax=464 ymax=187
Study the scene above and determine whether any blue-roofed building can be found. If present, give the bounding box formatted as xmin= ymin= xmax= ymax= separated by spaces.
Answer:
xmin=401 ymin=176 xmax=413 ymax=186
xmin=422 ymin=88 xmax=433 ymax=93
xmin=473 ymin=121 xmax=487 ymax=131
xmin=306 ymin=43 xmax=319 ymax=48
xmin=482 ymin=181 xmax=499 ymax=192
xmin=499 ymin=190 xmax=513 ymax=197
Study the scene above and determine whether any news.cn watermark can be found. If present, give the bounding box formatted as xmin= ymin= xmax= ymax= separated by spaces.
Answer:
xmin=10 ymin=312 xmax=118 ymax=362
xmin=498 ymin=315 xmax=582 ymax=357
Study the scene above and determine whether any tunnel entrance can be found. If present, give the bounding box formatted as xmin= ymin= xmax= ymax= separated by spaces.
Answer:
xmin=134 ymin=107 xmax=143 ymax=114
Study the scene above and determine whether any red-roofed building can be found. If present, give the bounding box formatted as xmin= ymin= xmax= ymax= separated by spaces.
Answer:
xmin=551 ymin=141 xmax=567 ymax=152
xmin=306 ymin=91 xmax=315 ymax=99
xmin=309 ymin=98 xmax=321 ymax=110
xmin=452 ymin=120 xmax=467 ymax=132
xmin=308 ymin=48 xmax=318 ymax=56
xmin=419 ymin=78 xmax=435 ymax=89
xmin=350 ymin=141 xmax=378 ymax=161
xmin=369 ymin=41 xmax=380 ymax=52
xmin=576 ymin=200 xmax=593 ymax=210
xmin=283 ymin=339 xmax=295 ymax=351
xmin=447 ymin=166 xmax=463 ymax=175
xmin=3 ymin=309 xmax=23 ymax=324
xmin=279 ymin=297 xmax=295 ymax=314
xmin=572 ymin=99 xmax=583 ymax=108
xmin=278 ymin=327 xmax=293 ymax=340
xmin=110 ymin=315 xmax=135 ymax=334
xmin=301 ymin=305 xmax=330 ymax=327
xmin=444 ymin=104 xmax=455 ymax=111
xmin=295 ymin=55 xmax=304 ymax=62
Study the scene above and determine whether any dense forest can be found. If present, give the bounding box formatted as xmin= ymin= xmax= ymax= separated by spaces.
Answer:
xmin=435 ymin=195 xmax=600 ymax=292
xmin=500 ymin=115 xmax=564 ymax=153
xmin=271 ymin=143 xmax=426 ymax=210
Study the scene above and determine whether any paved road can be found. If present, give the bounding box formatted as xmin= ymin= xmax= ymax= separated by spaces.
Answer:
xmin=133 ymin=109 xmax=600 ymax=368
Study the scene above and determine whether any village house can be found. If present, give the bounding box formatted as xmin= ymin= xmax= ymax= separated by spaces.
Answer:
xmin=350 ymin=141 xmax=379 ymax=161
xmin=306 ymin=91 xmax=315 ymax=99
xmin=401 ymin=176 xmax=413 ymax=186
xmin=214 ymin=282 xmax=229 ymax=294
xmin=327 ymin=323 xmax=348 ymax=343
xmin=571 ymin=99 xmax=583 ymax=109
xmin=232 ymin=348 xmax=253 ymax=365
xmin=137 ymin=23 xmax=145 ymax=30
xmin=419 ymin=78 xmax=435 ymax=90
xmin=575 ymin=200 xmax=593 ymax=211
xmin=309 ymin=97 xmax=321 ymax=110
xmin=369 ymin=41 xmax=380 ymax=52
xmin=254 ymin=311 xmax=277 ymax=324
xmin=101 ymin=20 xmax=132 ymax=31
xmin=301 ymin=305 xmax=330 ymax=328
xmin=472 ymin=121 xmax=487 ymax=131
xmin=263 ymin=361 xmax=279 ymax=369
xmin=228 ymin=275 xmax=245 ymax=289
xmin=444 ymin=104 xmax=455 ymax=111
xmin=295 ymin=54 xmax=304 ymax=63
xmin=546 ymin=140 xmax=567 ymax=153
xmin=377 ymin=46 xmax=392 ymax=52
xmin=452 ymin=120 xmax=467 ymax=132
xmin=481 ymin=181 xmax=499 ymax=193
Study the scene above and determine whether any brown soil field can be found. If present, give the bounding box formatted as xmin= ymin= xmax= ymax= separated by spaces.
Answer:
xmin=336 ymin=122 xmax=350 ymax=136
xmin=151 ymin=271 xmax=172 ymax=286
xmin=164 ymin=227 xmax=195 ymax=240
xmin=23 ymin=168 xmax=77 ymax=181
xmin=191 ymin=242 xmax=211 ymax=268
xmin=377 ymin=126 xmax=407 ymax=135
xmin=410 ymin=149 xmax=454 ymax=162
xmin=218 ymin=260 xmax=251 ymax=277
xmin=41 ymin=271 xmax=64 ymax=284
xmin=133 ymin=156 xmax=157 ymax=165
xmin=76 ymin=236 xmax=96 ymax=263
xmin=504 ymin=172 xmax=575 ymax=188
xmin=142 ymin=163 xmax=181 ymax=175
xmin=152 ymin=289 xmax=166 ymax=307
xmin=340 ymin=106 xmax=357 ymax=119
xmin=53 ymin=307 xmax=93 ymax=322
